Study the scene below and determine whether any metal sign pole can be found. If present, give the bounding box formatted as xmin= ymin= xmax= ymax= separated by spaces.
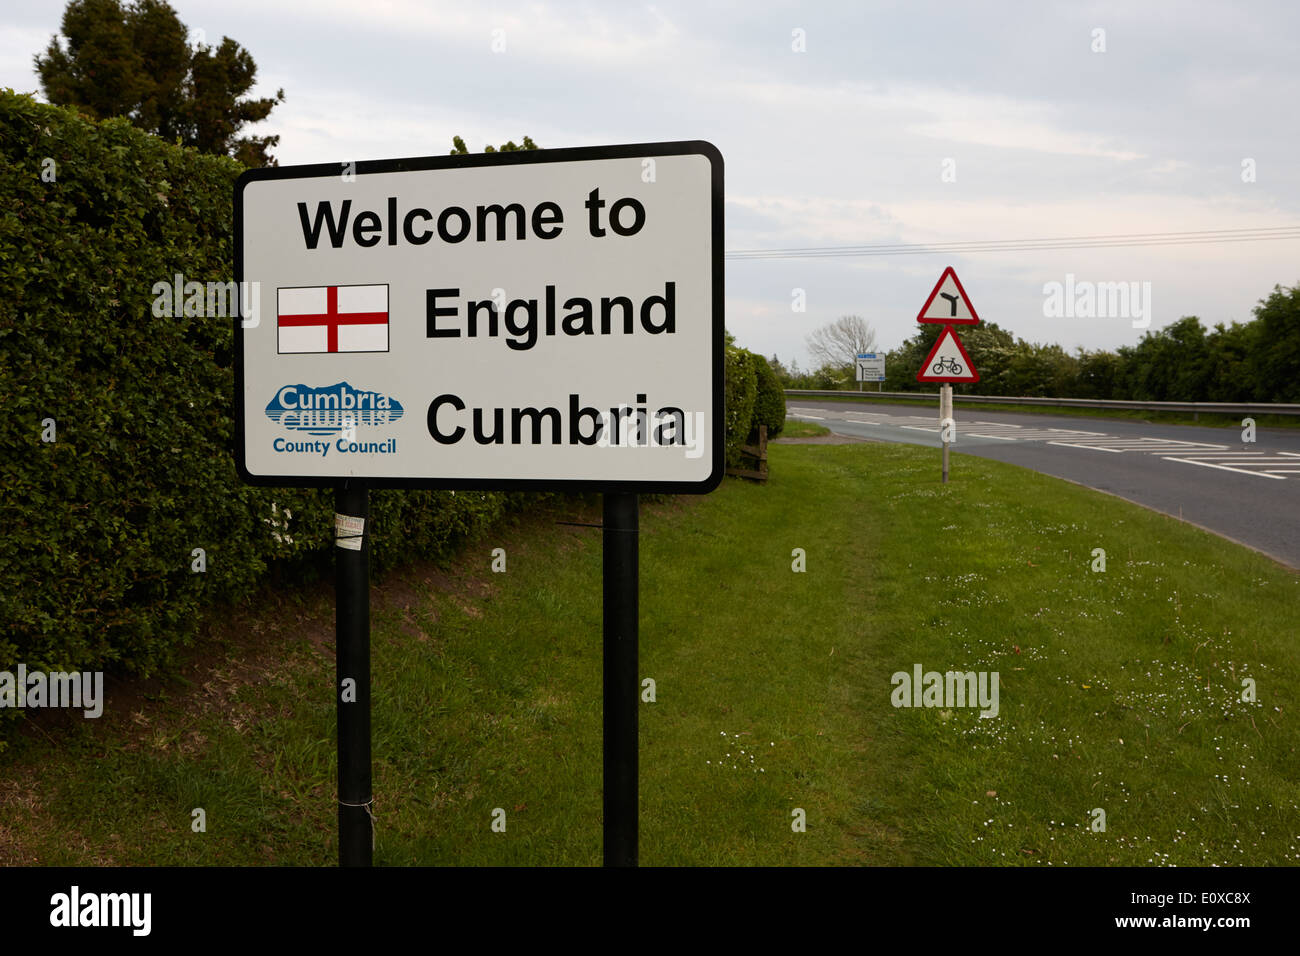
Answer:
xmin=941 ymin=384 xmax=952 ymax=484
xmin=335 ymin=480 xmax=372 ymax=867
xmin=603 ymin=492 xmax=639 ymax=867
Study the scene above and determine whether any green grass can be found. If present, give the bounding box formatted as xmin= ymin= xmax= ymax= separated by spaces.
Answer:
xmin=2 ymin=443 xmax=1297 ymax=866
xmin=777 ymin=419 xmax=832 ymax=438
xmin=788 ymin=392 xmax=1300 ymax=430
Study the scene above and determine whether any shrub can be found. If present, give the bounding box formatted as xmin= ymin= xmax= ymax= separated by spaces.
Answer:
xmin=723 ymin=346 xmax=757 ymax=467
xmin=750 ymin=353 xmax=787 ymax=437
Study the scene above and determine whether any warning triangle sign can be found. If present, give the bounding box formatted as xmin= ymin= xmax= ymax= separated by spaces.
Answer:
xmin=917 ymin=326 xmax=979 ymax=382
xmin=917 ymin=266 xmax=980 ymax=324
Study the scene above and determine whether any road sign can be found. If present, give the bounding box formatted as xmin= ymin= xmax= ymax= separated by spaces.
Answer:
xmin=855 ymin=352 xmax=885 ymax=382
xmin=235 ymin=141 xmax=724 ymax=492
xmin=917 ymin=326 xmax=979 ymax=382
xmin=917 ymin=266 xmax=980 ymax=324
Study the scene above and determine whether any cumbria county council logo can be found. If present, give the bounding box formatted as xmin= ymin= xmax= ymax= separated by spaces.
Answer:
xmin=265 ymin=382 xmax=405 ymax=436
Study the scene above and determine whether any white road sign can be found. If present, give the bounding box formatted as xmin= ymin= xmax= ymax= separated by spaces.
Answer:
xmin=856 ymin=353 xmax=885 ymax=382
xmin=916 ymin=266 xmax=980 ymax=324
xmin=235 ymin=142 xmax=724 ymax=491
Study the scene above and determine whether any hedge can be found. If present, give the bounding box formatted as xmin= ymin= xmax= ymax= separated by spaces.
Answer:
xmin=750 ymin=353 xmax=787 ymax=438
xmin=722 ymin=344 xmax=788 ymax=466
xmin=723 ymin=346 xmax=757 ymax=467
xmin=0 ymin=91 xmax=526 ymax=720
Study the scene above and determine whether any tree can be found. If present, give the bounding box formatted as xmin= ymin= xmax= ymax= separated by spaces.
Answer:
xmin=35 ymin=0 xmax=284 ymax=166
xmin=1002 ymin=341 xmax=1077 ymax=397
xmin=805 ymin=315 xmax=877 ymax=371
xmin=767 ymin=354 xmax=792 ymax=385
xmin=1249 ymin=283 xmax=1300 ymax=402
xmin=1122 ymin=318 xmax=1206 ymax=401
xmin=1204 ymin=321 xmax=1260 ymax=402
xmin=1074 ymin=348 xmax=1124 ymax=400
xmin=450 ymin=135 xmax=539 ymax=154
xmin=187 ymin=37 xmax=283 ymax=166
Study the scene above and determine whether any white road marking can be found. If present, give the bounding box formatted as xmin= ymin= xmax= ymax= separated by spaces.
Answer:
xmin=1049 ymin=437 xmax=1229 ymax=453
xmin=787 ymin=407 xmax=1299 ymax=480
xmin=1163 ymin=457 xmax=1287 ymax=479
xmin=1168 ymin=453 xmax=1300 ymax=461
xmin=1050 ymin=441 xmax=1123 ymax=452
xmin=997 ymin=431 xmax=1107 ymax=440
xmin=1158 ymin=450 xmax=1300 ymax=480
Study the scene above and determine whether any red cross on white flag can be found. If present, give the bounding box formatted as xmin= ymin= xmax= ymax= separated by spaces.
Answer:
xmin=277 ymin=285 xmax=389 ymax=353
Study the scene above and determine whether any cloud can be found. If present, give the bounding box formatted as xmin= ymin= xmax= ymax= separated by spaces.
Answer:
xmin=722 ymin=78 xmax=1144 ymax=160
xmin=224 ymin=0 xmax=683 ymax=67
xmin=0 ymin=25 xmax=50 ymax=92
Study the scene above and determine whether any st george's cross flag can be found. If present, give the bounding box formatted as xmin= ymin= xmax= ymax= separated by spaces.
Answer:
xmin=277 ymin=284 xmax=389 ymax=353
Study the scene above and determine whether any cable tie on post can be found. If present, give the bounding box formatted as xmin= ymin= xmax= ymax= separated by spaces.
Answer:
xmin=339 ymin=798 xmax=376 ymax=851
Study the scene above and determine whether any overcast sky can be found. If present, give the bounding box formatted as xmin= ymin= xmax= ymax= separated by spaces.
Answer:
xmin=5 ymin=0 xmax=1298 ymax=369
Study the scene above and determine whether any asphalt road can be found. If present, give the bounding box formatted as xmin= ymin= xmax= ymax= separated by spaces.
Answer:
xmin=788 ymin=400 xmax=1300 ymax=569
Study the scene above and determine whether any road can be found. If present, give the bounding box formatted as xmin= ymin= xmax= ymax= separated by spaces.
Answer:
xmin=787 ymin=400 xmax=1300 ymax=569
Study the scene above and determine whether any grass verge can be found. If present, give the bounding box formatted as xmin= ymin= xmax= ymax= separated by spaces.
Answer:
xmin=1 ymin=444 xmax=1296 ymax=866
xmin=777 ymin=419 xmax=832 ymax=438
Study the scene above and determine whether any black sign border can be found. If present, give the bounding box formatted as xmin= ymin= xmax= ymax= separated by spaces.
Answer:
xmin=235 ymin=140 xmax=724 ymax=493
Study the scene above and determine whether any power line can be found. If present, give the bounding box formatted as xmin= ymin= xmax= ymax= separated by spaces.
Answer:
xmin=725 ymin=225 xmax=1300 ymax=260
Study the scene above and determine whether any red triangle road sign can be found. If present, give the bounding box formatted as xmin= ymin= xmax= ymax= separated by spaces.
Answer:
xmin=917 ymin=266 xmax=980 ymax=324
xmin=917 ymin=326 xmax=979 ymax=382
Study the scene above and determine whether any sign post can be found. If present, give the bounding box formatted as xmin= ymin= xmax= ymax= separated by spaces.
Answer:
xmin=334 ymin=480 xmax=371 ymax=865
xmin=235 ymin=142 xmax=724 ymax=868
xmin=915 ymin=268 xmax=980 ymax=483
xmin=603 ymin=492 xmax=638 ymax=866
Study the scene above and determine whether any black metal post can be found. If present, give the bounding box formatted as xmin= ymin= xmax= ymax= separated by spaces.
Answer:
xmin=603 ymin=492 xmax=639 ymax=867
xmin=335 ymin=481 xmax=372 ymax=867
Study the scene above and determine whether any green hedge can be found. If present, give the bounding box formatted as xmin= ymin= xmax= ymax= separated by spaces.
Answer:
xmin=750 ymin=353 xmax=787 ymax=438
xmin=723 ymin=346 xmax=757 ymax=467
xmin=0 ymin=91 xmax=526 ymax=715
xmin=722 ymin=344 xmax=787 ymax=466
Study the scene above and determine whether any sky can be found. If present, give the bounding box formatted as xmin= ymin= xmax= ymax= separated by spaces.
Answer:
xmin=5 ymin=0 xmax=1299 ymax=371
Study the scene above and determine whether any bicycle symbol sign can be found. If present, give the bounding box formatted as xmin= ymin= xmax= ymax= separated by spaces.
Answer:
xmin=917 ymin=325 xmax=979 ymax=383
